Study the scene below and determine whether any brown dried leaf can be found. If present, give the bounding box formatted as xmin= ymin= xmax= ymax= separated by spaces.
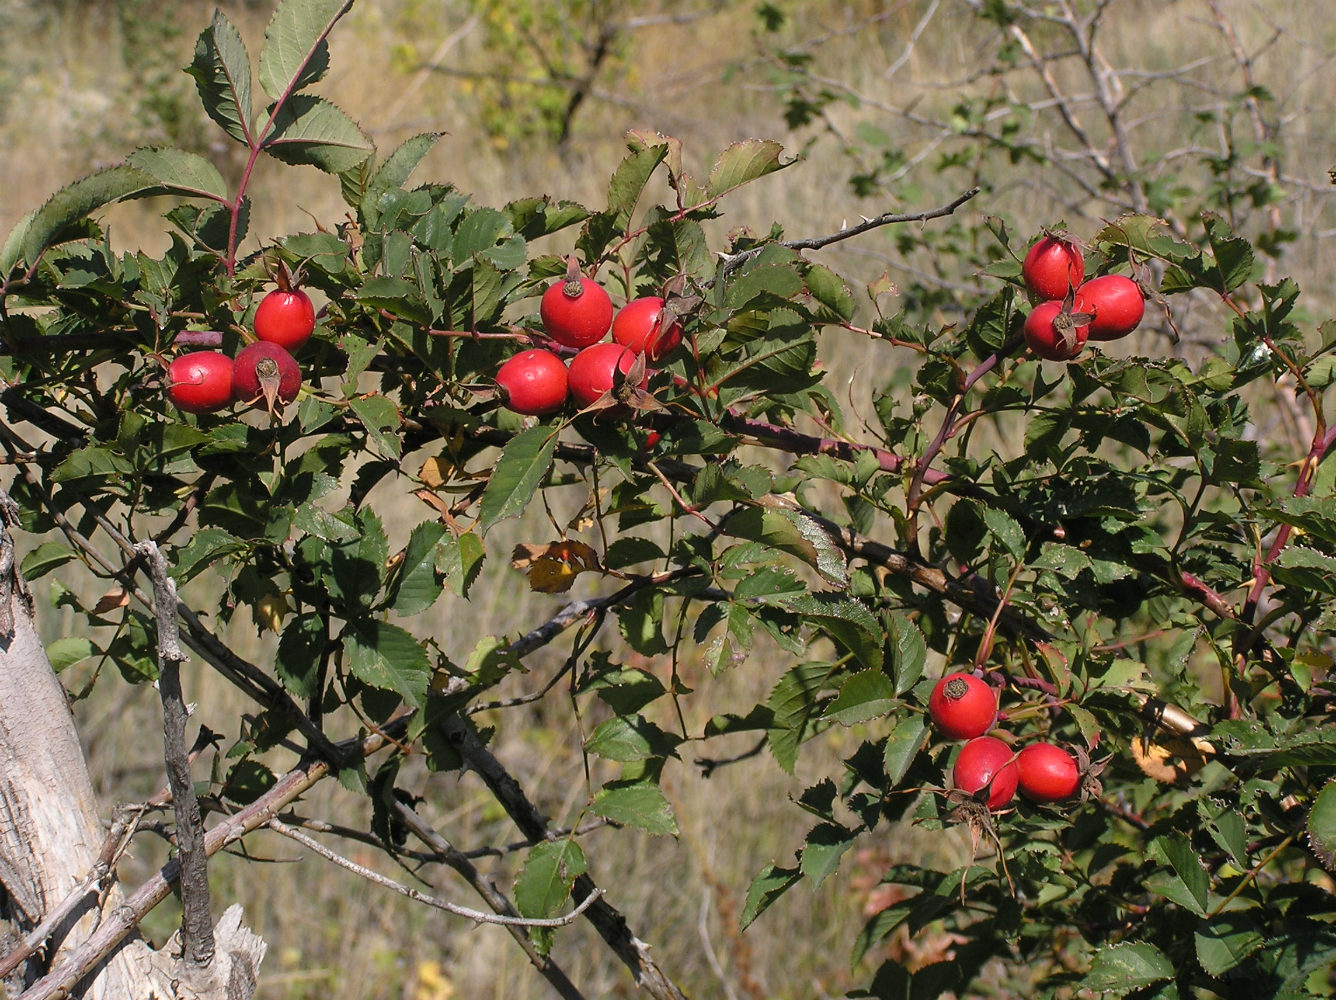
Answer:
xmin=93 ymin=588 xmax=130 ymax=615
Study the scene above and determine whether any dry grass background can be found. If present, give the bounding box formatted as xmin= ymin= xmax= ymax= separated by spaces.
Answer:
xmin=4 ymin=1 xmax=1336 ymax=997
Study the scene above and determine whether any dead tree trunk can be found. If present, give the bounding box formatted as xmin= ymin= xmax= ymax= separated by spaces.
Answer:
xmin=0 ymin=551 xmax=168 ymax=996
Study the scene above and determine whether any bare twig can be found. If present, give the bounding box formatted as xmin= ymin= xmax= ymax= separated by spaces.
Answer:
xmin=134 ymin=540 xmax=215 ymax=970
xmin=268 ymin=818 xmax=602 ymax=928
xmin=388 ymin=800 xmax=590 ymax=1000
xmin=436 ymin=713 xmax=691 ymax=1000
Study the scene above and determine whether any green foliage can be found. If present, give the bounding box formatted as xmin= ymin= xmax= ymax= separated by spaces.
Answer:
xmin=4 ymin=0 xmax=1336 ymax=996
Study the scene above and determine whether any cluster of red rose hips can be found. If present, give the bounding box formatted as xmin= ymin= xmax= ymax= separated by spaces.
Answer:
xmin=1020 ymin=234 xmax=1146 ymax=361
xmin=165 ymin=283 xmax=311 ymax=416
xmin=929 ymin=671 xmax=1081 ymax=810
xmin=493 ymin=259 xmax=682 ymax=417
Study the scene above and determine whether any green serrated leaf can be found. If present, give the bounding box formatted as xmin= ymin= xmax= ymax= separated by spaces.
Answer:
xmin=19 ymin=541 xmax=76 ymax=581
xmin=390 ymin=521 xmax=446 ymax=616
xmin=126 ymin=147 xmax=228 ymax=202
xmin=263 ymin=95 xmax=373 ymax=174
xmin=359 ymin=132 xmax=443 ymax=223
xmin=276 ymin=613 xmax=327 ymax=698
xmin=187 ymin=10 xmax=253 ymax=145
xmin=1151 ymin=833 xmax=1209 ymax=916
xmin=824 ymin=670 xmax=898 ymax=726
xmin=1195 ymin=913 xmax=1266 ymax=978
xmin=23 ymin=166 xmax=157 ymax=267
xmin=1202 ymin=212 xmax=1256 ymax=293
xmin=514 ymin=839 xmax=587 ymax=920
xmin=1081 ymin=942 xmax=1173 ymax=994
xmin=804 ymin=262 xmax=855 ymax=322
xmin=349 ymin=395 xmax=402 ymax=460
xmin=608 ymin=140 xmax=669 ymax=230
xmin=724 ymin=504 xmax=847 ymax=585
xmin=171 ymin=527 xmax=247 ymax=583
xmin=799 ymin=822 xmax=857 ymax=887
xmin=707 ymin=139 xmax=790 ymax=198
xmin=47 ymin=637 xmax=96 ymax=674
xmin=740 ymin=863 xmax=800 ymax=930
xmin=355 ymin=275 xmax=431 ymax=324
xmin=478 ymin=426 xmax=557 ymax=532
xmin=259 ymin=0 xmax=351 ymax=99
xmin=767 ymin=662 xmax=835 ymax=774
xmin=883 ymin=714 xmax=927 ymax=786
xmin=981 ymin=505 xmax=1026 ymax=561
xmin=344 ymin=619 xmax=430 ymax=709
xmin=889 ymin=613 xmax=926 ymax=695
xmin=585 ymin=715 xmax=682 ymax=763
xmin=439 ymin=531 xmax=485 ymax=598
xmin=591 ymin=780 xmax=678 ymax=835
xmin=1309 ymin=779 xmax=1336 ymax=871
xmin=781 ymin=592 xmax=882 ymax=671
xmin=0 ymin=208 xmax=36 ymax=278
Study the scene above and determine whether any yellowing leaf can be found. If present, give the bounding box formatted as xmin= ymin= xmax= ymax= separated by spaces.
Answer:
xmin=253 ymin=591 xmax=291 ymax=634
xmin=512 ymin=539 xmax=601 ymax=593
xmin=418 ymin=456 xmax=454 ymax=489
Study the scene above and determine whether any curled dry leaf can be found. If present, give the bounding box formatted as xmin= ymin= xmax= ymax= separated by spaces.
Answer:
xmin=1069 ymin=744 xmax=1112 ymax=801
xmin=511 ymin=539 xmax=602 ymax=593
xmin=93 ymin=587 xmax=131 ymax=615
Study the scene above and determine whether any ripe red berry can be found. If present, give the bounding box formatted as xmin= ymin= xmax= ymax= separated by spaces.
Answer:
xmin=1022 ymin=236 xmax=1084 ymax=300
xmin=1024 ymin=300 xmax=1089 ymax=361
xmin=541 ymin=267 xmax=614 ymax=349
xmin=567 ymin=342 xmax=644 ymax=410
xmin=953 ymin=736 xmax=1019 ymax=811
xmin=496 ymin=349 xmax=569 ymax=416
xmin=233 ymin=341 xmax=302 ymax=409
xmin=1073 ymin=274 xmax=1145 ymax=342
xmin=1017 ymin=742 xmax=1081 ymax=803
xmin=167 ymin=351 xmax=234 ymax=414
xmin=928 ymin=672 xmax=997 ymax=740
xmin=612 ymin=296 xmax=682 ymax=361
xmin=254 ymin=287 xmax=316 ymax=351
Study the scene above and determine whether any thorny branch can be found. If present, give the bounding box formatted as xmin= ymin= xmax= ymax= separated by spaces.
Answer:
xmin=718 ymin=186 xmax=980 ymax=278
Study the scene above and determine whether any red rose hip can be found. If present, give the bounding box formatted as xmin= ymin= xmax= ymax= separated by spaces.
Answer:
xmin=253 ymin=287 xmax=316 ymax=351
xmin=1073 ymin=274 xmax=1145 ymax=342
xmin=167 ymin=351 xmax=234 ymax=414
xmin=567 ymin=342 xmax=644 ymax=410
xmin=1022 ymin=235 xmax=1084 ymax=300
xmin=541 ymin=259 xmax=614 ymax=349
xmin=496 ymin=349 xmax=569 ymax=416
xmin=1024 ymin=300 xmax=1089 ymax=361
xmin=612 ymin=296 xmax=682 ymax=361
xmin=1017 ymin=742 xmax=1081 ymax=803
xmin=928 ymin=672 xmax=997 ymax=740
xmin=233 ymin=341 xmax=302 ymax=409
xmin=953 ymin=736 xmax=1018 ymax=810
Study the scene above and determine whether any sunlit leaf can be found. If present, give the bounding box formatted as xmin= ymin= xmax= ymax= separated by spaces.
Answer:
xmin=259 ymin=0 xmax=351 ymax=99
